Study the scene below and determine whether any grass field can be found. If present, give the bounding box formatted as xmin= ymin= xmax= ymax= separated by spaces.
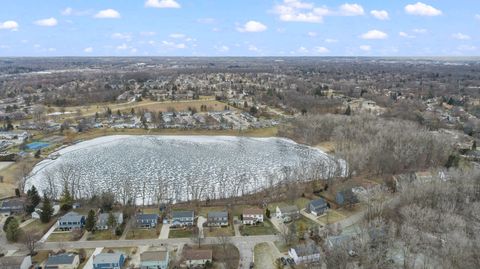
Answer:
xmin=21 ymin=219 xmax=56 ymax=236
xmin=204 ymin=225 xmax=235 ymax=237
xmin=169 ymin=228 xmax=193 ymax=238
xmin=47 ymin=232 xmax=76 ymax=242
xmin=317 ymin=210 xmax=346 ymax=224
xmin=254 ymin=243 xmax=277 ymax=269
xmin=88 ymin=230 xmax=119 ymax=240
xmin=126 ymin=227 xmax=160 ymax=239
xmin=240 ymin=220 xmax=277 ymax=236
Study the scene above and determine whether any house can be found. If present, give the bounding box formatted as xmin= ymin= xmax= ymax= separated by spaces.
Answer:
xmin=276 ymin=205 xmax=299 ymax=222
xmin=288 ymin=244 xmax=321 ymax=264
xmin=45 ymin=253 xmax=80 ymax=269
xmin=0 ymin=255 xmax=32 ymax=269
xmin=207 ymin=211 xmax=228 ymax=226
xmin=58 ymin=212 xmax=85 ymax=231
xmin=183 ymin=249 xmax=212 ymax=267
xmin=335 ymin=189 xmax=359 ymax=206
xmin=325 ymin=235 xmax=356 ymax=255
xmin=140 ymin=249 xmax=169 ymax=269
xmin=32 ymin=204 xmax=60 ymax=219
xmin=136 ymin=213 xmax=158 ymax=228
xmin=242 ymin=208 xmax=264 ymax=225
xmin=93 ymin=253 xmax=125 ymax=269
xmin=307 ymin=198 xmax=328 ymax=216
xmin=171 ymin=211 xmax=194 ymax=227
xmin=96 ymin=212 xmax=123 ymax=230
xmin=0 ymin=198 xmax=25 ymax=217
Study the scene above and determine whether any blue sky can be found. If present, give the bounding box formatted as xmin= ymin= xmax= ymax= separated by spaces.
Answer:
xmin=0 ymin=0 xmax=478 ymax=56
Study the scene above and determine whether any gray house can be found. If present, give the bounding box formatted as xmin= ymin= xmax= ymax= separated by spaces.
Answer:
xmin=0 ymin=199 xmax=25 ymax=216
xmin=308 ymin=198 xmax=328 ymax=216
xmin=336 ymin=189 xmax=359 ymax=206
xmin=171 ymin=211 xmax=194 ymax=227
xmin=45 ymin=253 xmax=80 ymax=269
xmin=207 ymin=211 xmax=228 ymax=226
xmin=276 ymin=205 xmax=300 ymax=222
xmin=96 ymin=212 xmax=123 ymax=230
xmin=136 ymin=213 xmax=158 ymax=228
xmin=58 ymin=212 xmax=85 ymax=231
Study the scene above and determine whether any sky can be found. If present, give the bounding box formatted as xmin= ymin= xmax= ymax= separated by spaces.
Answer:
xmin=0 ymin=0 xmax=478 ymax=57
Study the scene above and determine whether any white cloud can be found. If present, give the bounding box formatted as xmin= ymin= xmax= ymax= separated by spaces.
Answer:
xmin=62 ymin=7 xmax=73 ymax=16
xmin=370 ymin=10 xmax=389 ymax=20
xmin=84 ymin=47 xmax=93 ymax=53
xmin=325 ymin=38 xmax=338 ymax=43
xmin=140 ymin=31 xmax=156 ymax=36
xmin=339 ymin=3 xmax=364 ymax=16
xmin=360 ymin=29 xmax=388 ymax=40
xmin=412 ymin=28 xmax=427 ymax=34
xmin=215 ymin=45 xmax=229 ymax=52
xmin=359 ymin=45 xmax=371 ymax=51
xmin=399 ymin=32 xmax=415 ymax=38
xmin=457 ymin=45 xmax=476 ymax=51
xmin=111 ymin=33 xmax=132 ymax=40
xmin=405 ymin=2 xmax=442 ymax=16
xmin=272 ymin=0 xmax=329 ymax=23
xmin=145 ymin=0 xmax=181 ymax=9
xmin=48 ymin=48 xmax=56 ymax=52
xmin=314 ymin=46 xmax=329 ymax=53
xmin=0 ymin=20 xmax=19 ymax=31
xmin=116 ymin=43 xmax=129 ymax=50
xmin=162 ymin=41 xmax=187 ymax=49
xmin=94 ymin=9 xmax=121 ymax=19
xmin=237 ymin=21 xmax=267 ymax=33
xmin=169 ymin=33 xmax=186 ymax=39
xmin=35 ymin=18 xmax=58 ymax=27
xmin=452 ymin=33 xmax=471 ymax=40
xmin=248 ymin=45 xmax=259 ymax=52
xmin=297 ymin=46 xmax=309 ymax=53
xmin=307 ymin=31 xmax=317 ymax=37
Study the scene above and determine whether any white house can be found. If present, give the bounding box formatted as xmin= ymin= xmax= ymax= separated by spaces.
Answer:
xmin=276 ymin=205 xmax=299 ymax=221
xmin=32 ymin=204 xmax=60 ymax=219
xmin=0 ymin=255 xmax=32 ymax=269
xmin=288 ymin=244 xmax=321 ymax=264
xmin=242 ymin=208 xmax=264 ymax=225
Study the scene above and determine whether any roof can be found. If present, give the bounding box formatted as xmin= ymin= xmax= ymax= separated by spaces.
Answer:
xmin=292 ymin=244 xmax=320 ymax=256
xmin=141 ymin=250 xmax=168 ymax=262
xmin=278 ymin=205 xmax=298 ymax=213
xmin=93 ymin=253 xmax=124 ymax=264
xmin=172 ymin=211 xmax=194 ymax=219
xmin=59 ymin=212 xmax=84 ymax=222
xmin=136 ymin=213 xmax=158 ymax=220
xmin=207 ymin=211 xmax=228 ymax=218
xmin=310 ymin=198 xmax=327 ymax=209
xmin=98 ymin=212 xmax=122 ymax=224
xmin=0 ymin=256 xmax=28 ymax=267
xmin=184 ymin=249 xmax=212 ymax=261
xmin=243 ymin=208 xmax=263 ymax=215
xmin=46 ymin=253 xmax=78 ymax=265
xmin=0 ymin=199 xmax=24 ymax=209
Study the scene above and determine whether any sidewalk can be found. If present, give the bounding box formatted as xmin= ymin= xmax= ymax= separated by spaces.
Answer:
xmin=39 ymin=222 xmax=58 ymax=243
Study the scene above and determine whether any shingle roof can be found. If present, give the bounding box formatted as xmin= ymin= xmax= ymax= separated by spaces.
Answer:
xmin=141 ymin=250 xmax=168 ymax=262
xmin=46 ymin=253 xmax=77 ymax=265
xmin=207 ymin=211 xmax=228 ymax=218
xmin=243 ymin=208 xmax=263 ymax=215
xmin=293 ymin=244 xmax=320 ymax=256
xmin=93 ymin=253 xmax=123 ymax=264
xmin=59 ymin=212 xmax=84 ymax=222
xmin=310 ymin=198 xmax=327 ymax=209
xmin=278 ymin=205 xmax=298 ymax=213
xmin=172 ymin=211 xmax=194 ymax=219
xmin=0 ymin=256 xmax=28 ymax=268
xmin=136 ymin=213 xmax=158 ymax=220
xmin=184 ymin=249 xmax=212 ymax=261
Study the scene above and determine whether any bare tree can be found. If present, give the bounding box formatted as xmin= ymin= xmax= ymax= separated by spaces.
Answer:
xmin=22 ymin=232 xmax=41 ymax=255
xmin=190 ymin=226 xmax=204 ymax=248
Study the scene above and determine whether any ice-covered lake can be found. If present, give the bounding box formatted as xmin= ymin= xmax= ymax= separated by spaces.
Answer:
xmin=26 ymin=135 xmax=345 ymax=204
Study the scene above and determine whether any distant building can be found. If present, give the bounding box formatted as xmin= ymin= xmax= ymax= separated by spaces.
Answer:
xmin=140 ymin=249 xmax=169 ymax=269
xmin=45 ymin=253 xmax=80 ymax=269
xmin=207 ymin=211 xmax=228 ymax=226
xmin=93 ymin=253 xmax=125 ymax=269
xmin=32 ymin=204 xmax=60 ymax=219
xmin=96 ymin=212 xmax=123 ymax=230
xmin=276 ymin=205 xmax=300 ymax=222
xmin=0 ymin=255 xmax=32 ymax=269
xmin=171 ymin=211 xmax=195 ymax=227
xmin=242 ymin=208 xmax=264 ymax=225
xmin=288 ymin=244 xmax=321 ymax=264
xmin=183 ymin=249 xmax=212 ymax=267
xmin=136 ymin=213 xmax=158 ymax=229
xmin=307 ymin=198 xmax=328 ymax=216
xmin=0 ymin=198 xmax=25 ymax=217
xmin=335 ymin=189 xmax=359 ymax=206
xmin=58 ymin=212 xmax=85 ymax=231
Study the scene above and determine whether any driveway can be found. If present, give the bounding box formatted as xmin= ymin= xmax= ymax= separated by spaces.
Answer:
xmin=300 ymin=209 xmax=325 ymax=226
xmin=159 ymin=224 xmax=170 ymax=239
xmin=233 ymin=216 xmax=242 ymax=237
xmin=269 ymin=216 xmax=287 ymax=233
xmin=197 ymin=216 xmax=206 ymax=238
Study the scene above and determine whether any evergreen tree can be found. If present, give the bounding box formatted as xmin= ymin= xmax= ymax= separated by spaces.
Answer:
xmin=472 ymin=140 xmax=477 ymax=151
xmin=60 ymin=184 xmax=74 ymax=212
xmin=107 ymin=212 xmax=117 ymax=233
xmin=85 ymin=209 xmax=96 ymax=232
xmin=40 ymin=194 xmax=54 ymax=223
xmin=345 ymin=105 xmax=352 ymax=116
xmin=3 ymin=216 xmax=13 ymax=232
xmin=5 ymin=218 xmax=20 ymax=242
xmin=25 ymin=185 xmax=41 ymax=213
xmin=265 ymin=208 xmax=271 ymax=219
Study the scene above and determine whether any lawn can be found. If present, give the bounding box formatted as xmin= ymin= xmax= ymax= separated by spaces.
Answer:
xmin=21 ymin=219 xmax=56 ymax=236
xmin=317 ymin=210 xmax=346 ymax=224
xmin=47 ymin=232 xmax=77 ymax=242
xmin=267 ymin=197 xmax=311 ymax=213
xmin=169 ymin=228 xmax=193 ymax=238
xmin=141 ymin=207 xmax=160 ymax=214
xmin=126 ymin=227 xmax=160 ymax=239
xmin=31 ymin=250 xmax=50 ymax=265
xmin=240 ymin=220 xmax=277 ymax=236
xmin=204 ymin=226 xmax=235 ymax=237
xmin=87 ymin=230 xmax=120 ymax=240
xmin=254 ymin=243 xmax=277 ymax=269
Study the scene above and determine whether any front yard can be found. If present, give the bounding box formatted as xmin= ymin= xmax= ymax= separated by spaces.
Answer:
xmin=126 ymin=227 xmax=160 ymax=239
xmin=204 ymin=225 xmax=235 ymax=237
xmin=240 ymin=220 xmax=277 ymax=236
xmin=21 ymin=218 xmax=56 ymax=237
xmin=87 ymin=229 xmax=120 ymax=240
xmin=169 ymin=228 xmax=193 ymax=238
xmin=46 ymin=231 xmax=80 ymax=242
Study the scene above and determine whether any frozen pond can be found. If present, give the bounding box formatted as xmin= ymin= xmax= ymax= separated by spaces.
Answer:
xmin=26 ymin=135 xmax=345 ymax=204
